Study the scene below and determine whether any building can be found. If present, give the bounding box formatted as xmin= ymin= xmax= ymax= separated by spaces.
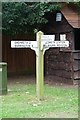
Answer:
xmin=42 ymin=3 xmax=80 ymax=84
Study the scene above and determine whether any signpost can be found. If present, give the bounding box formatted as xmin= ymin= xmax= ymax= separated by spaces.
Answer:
xmin=11 ymin=31 xmax=69 ymax=100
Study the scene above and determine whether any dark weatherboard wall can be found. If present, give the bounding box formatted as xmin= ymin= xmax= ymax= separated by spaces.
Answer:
xmin=2 ymin=35 xmax=36 ymax=76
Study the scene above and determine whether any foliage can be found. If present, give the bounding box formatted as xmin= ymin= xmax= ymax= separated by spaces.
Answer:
xmin=2 ymin=2 xmax=61 ymax=35
xmin=74 ymin=1 xmax=80 ymax=10
xmin=2 ymin=1 xmax=80 ymax=35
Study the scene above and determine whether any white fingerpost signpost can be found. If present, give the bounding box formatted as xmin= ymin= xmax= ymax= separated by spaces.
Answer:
xmin=11 ymin=31 xmax=69 ymax=100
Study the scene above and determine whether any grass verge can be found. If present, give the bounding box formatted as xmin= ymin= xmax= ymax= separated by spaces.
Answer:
xmin=1 ymin=82 xmax=78 ymax=118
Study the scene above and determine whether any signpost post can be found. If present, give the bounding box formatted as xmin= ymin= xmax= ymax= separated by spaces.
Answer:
xmin=11 ymin=31 xmax=69 ymax=100
xmin=36 ymin=31 xmax=44 ymax=100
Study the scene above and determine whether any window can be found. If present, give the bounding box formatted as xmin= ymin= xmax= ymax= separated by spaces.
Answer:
xmin=56 ymin=12 xmax=62 ymax=22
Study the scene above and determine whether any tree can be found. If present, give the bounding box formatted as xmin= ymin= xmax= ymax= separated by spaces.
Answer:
xmin=2 ymin=2 xmax=80 ymax=35
xmin=2 ymin=2 xmax=61 ymax=35
xmin=74 ymin=1 xmax=80 ymax=10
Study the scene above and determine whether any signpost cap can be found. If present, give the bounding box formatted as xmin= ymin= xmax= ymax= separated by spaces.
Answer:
xmin=37 ymin=31 xmax=44 ymax=35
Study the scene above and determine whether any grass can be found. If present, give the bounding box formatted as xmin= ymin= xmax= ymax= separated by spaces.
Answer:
xmin=1 ymin=81 xmax=78 ymax=118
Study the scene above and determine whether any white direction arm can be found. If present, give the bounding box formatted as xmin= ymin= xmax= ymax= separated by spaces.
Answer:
xmin=11 ymin=41 xmax=38 ymax=55
xmin=11 ymin=41 xmax=37 ymax=48
xmin=42 ymin=40 xmax=69 ymax=54
xmin=43 ymin=41 xmax=69 ymax=48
